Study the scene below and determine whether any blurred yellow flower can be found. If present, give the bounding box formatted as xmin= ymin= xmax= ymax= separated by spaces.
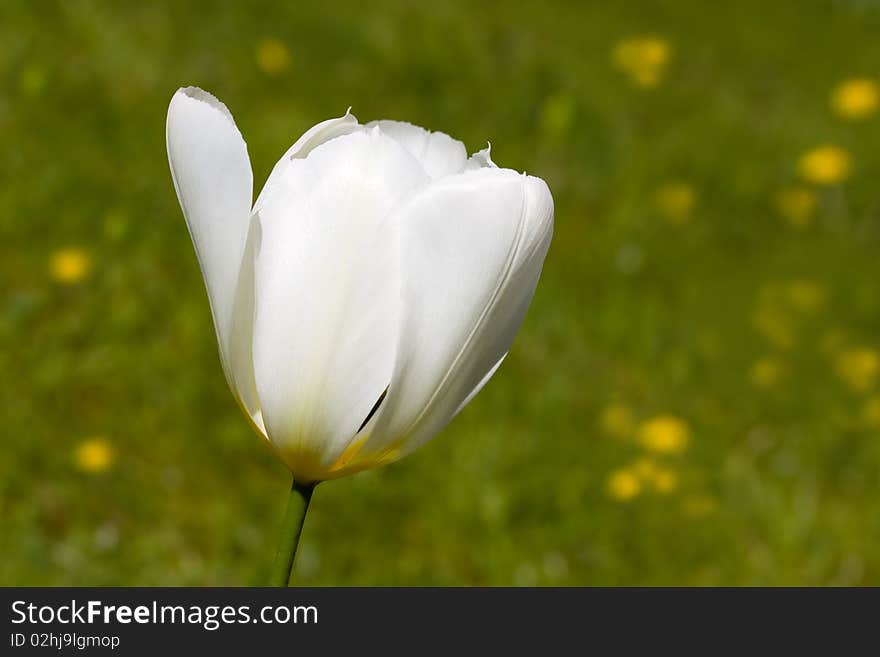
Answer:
xmin=637 ymin=415 xmax=690 ymax=454
xmin=650 ymin=467 xmax=678 ymax=494
xmin=831 ymin=78 xmax=878 ymax=121
xmin=255 ymin=38 xmax=292 ymax=75
xmin=632 ymin=458 xmax=678 ymax=494
xmin=599 ymin=402 xmax=635 ymax=439
xmin=612 ymin=36 xmax=671 ymax=89
xmin=862 ymin=396 xmax=880 ymax=429
xmin=74 ymin=438 xmax=114 ymax=473
xmin=785 ymin=280 xmax=826 ymax=314
xmin=751 ymin=307 xmax=796 ymax=349
xmin=773 ymin=186 xmax=817 ymax=229
xmin=606 ymin=468 xmax=641 ymax=502
xmin=834 ymin=348 xmax=879 ymax=392
xmin=49 ymin=247 xmax=92 ymax=284
xmin=681 ymin=494 xmax=718 ymax=517
xmin=750 ymin=281 xmax=824 ymax=352
xmin=750 ymin=357 xmax=784 ymax=388
xmin=798 ymin=145 xmax=851 ymax=186
xmin=653 ymin=181 xmax=697 ymax=225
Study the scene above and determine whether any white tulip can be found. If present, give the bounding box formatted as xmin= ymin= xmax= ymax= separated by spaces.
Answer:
xmin=166 ymin=87 xmax=553 ymax=484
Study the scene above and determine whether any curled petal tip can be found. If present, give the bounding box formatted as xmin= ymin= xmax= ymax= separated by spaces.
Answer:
xmin=341 ymin=106 xmax=358 ymax=124
xmin=465 ymin=142 xmax=497 ymax=170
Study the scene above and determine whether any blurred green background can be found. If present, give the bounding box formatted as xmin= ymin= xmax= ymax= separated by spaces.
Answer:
xmin=3 ymin=0 xmax=880 ymax=585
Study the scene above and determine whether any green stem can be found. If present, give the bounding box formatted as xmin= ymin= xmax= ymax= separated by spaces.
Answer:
xmin=269 ymin=478 xmax=315 ymax=587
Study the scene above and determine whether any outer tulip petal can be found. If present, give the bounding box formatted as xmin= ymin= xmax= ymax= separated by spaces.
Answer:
xmin=367 ymin=120 xmax=467 ymax=179
xmin=166 ymin=87 xmax=263 ymax=430
xmin=359 ymin=168 xmax=553 ymax=463
xmin=252 ymin=129 xmax=429 ymax=482
xmin=254 ymin=109 xmax=361 ymax=213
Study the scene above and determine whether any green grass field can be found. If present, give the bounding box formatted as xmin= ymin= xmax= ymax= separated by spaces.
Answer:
xmin=2 ymin=0 xmax=880 ymax=585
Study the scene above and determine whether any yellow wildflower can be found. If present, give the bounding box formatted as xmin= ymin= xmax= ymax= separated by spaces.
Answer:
xmin=751 ymin=307 xmax=796 ymax=349
xmin=255 ymin=38 xmax=292 ymax=76
xmin=798 ymin=145 xmax=851 ymax=186
xmin=773 ymin=186 xmax=817 ymax=229
xmin=750 ymin=357 xmax=784 ymax=389
xmin=831 ymin=78 xmax=878 ymax=120
xmin=632 ymin=458 xmax=678 ymax=494
xmin=49 ymin=248 xmax=92 ymax=284
xmin=74 ymin=438 xmax=114 ymax=473
xmin=612 ymin=36 xmax=671 ymax=89
xmin=835 ymin=348 xmax=879 ymax=392
xmin=650 ymin=467 xmax=678 ymax=494
xmin=637 ymin=415 xmax=690 ymax=454
xmin=606 ymin=468 xmax=641 ymax=502
xmin=785 ymin=280 xmax=826 ymax=314
xmin=653 ymin=181 xmax=697 ymax=225
xmin=862 ymin=396 xmax=880 ymax=428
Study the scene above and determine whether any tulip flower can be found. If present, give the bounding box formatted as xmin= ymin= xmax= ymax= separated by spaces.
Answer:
xmin=166 ymin=87 xmax=553 ymax=585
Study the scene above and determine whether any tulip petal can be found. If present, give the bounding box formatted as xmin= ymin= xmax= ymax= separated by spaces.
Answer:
xmin=254 ymin=109 xmax=361 ymax=213
xmin=367 ymin=120 xmax=467 ymax=179
xmin=166 ymin=87 xmax=263 ymax=430
xmin=452 ymin=353 xmax=506 ymax=419
xmin=252 ymin=129 xmax=429 ymax=481
xmin=464 ymin=143 xmax=498 ymax=170
xmin=226 ymin=215 xmax=265 ymax=435
xmin=362 ymin=168 xmax=553 ymax=461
